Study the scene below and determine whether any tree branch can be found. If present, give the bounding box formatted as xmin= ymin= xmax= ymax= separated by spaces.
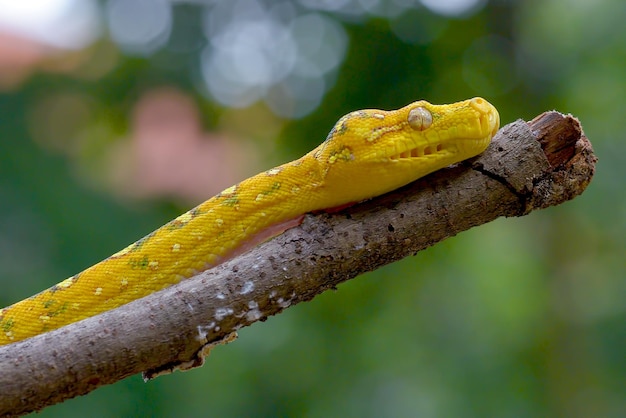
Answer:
xmin=0 ymin=112 xmax=596 ymax=416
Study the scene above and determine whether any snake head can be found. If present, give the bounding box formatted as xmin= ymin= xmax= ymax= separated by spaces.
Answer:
xmin=313 ymin=97 xmax=500 ymax=205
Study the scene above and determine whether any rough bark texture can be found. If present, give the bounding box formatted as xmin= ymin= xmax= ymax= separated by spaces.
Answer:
xmin=0 ymin=112 xmax=596 ymax=417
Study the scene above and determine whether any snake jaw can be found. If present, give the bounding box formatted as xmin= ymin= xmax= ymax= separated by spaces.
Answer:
xmin=388 ymin=143 xmax=445 ymax=161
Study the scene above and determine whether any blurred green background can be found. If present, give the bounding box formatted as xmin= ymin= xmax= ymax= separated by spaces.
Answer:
xmin=0 ymin=0 xmax=624 ymax=417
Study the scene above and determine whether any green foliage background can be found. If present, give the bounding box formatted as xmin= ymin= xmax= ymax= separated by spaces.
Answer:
xmin=0 ymin=1 xmax=624 ymax=417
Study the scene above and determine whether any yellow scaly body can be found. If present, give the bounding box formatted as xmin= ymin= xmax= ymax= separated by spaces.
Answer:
xmin=0 ymin=97 xmax=499 ymax=345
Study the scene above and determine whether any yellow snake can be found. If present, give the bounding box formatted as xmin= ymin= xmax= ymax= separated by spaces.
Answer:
xmin=0 ymin=97 xmax=499 ymax=345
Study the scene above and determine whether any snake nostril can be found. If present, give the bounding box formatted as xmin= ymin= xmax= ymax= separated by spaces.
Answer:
xmin=470 ymin=97 xmax=488 ymax=113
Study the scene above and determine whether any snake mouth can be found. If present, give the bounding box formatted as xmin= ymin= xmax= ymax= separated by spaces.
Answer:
xmin=389 ymin=143 xmax=445 ymax=160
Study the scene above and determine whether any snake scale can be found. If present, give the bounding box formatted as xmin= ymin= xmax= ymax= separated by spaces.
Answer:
xmin=0 ymin=97 xmax=499 ymax=346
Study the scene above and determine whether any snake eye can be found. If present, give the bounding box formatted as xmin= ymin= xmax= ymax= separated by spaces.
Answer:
xmin=407 ymin=107 xmax=432 ymax=131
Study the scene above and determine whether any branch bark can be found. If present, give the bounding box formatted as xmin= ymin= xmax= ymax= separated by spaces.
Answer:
xmin=0 ymin=112 xmax=596 ymax=417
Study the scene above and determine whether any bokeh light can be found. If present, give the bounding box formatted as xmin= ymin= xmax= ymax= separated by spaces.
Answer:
xmin=201 ymin=2 xmax=348 ymax=118
xmin=0 ymin=0 xmax=99 ymax=49
xmin=105 ymin=0 xmax=172 ymax=55
xmin=0 ymin=0 xmax=493 ymax=118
